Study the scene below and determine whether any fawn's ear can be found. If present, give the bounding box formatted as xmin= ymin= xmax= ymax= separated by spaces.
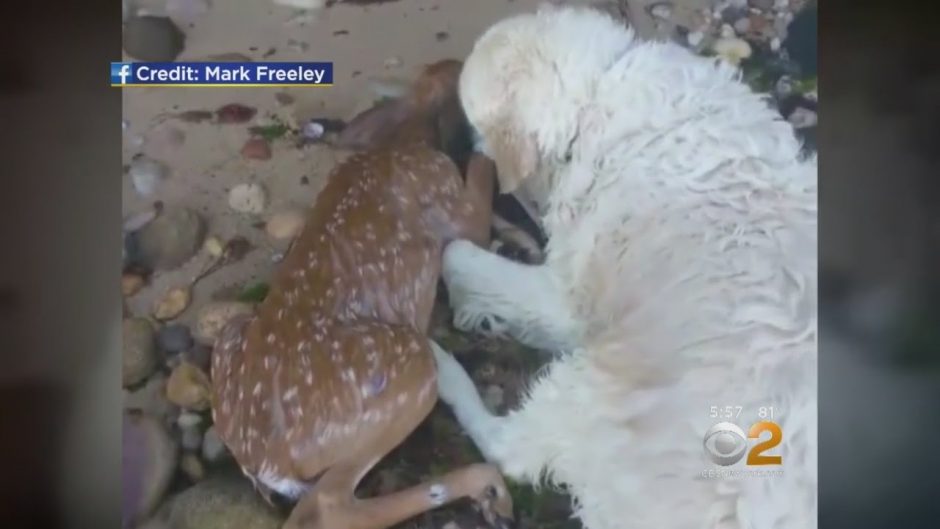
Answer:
xmin=334 ymin=97 xmax=413 ymax=150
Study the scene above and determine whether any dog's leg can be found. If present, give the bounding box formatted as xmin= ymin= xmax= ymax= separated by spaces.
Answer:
xmin=431 ymin=341 xmax=556 ymax=484
xmin=442 ymin=239 xmax=580 ymax=352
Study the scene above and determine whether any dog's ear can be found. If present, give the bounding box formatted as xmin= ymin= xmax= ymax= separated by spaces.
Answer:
xmin=485 ymin=120 xmax=537 ymax=193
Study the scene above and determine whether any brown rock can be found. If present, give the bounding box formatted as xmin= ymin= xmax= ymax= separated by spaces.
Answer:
xmin=153 ymin=286 xmax=192 ymax=321
xmin=240 ymin=138 xmax=272 ymax=160
xmin=122 ymin=273 xmax=145 ymax=297
xmin=265 ymin=210 xmax=306 ymax=240
xmin=124 ymin=318 xmax=158 ymax=387
xmin=166 ymin=361 xmax=212 ymax=411
xmin=215 ymin=103 xmax=257 ymax=124
xmin=135 ymin=207 xmax=206 ymax=271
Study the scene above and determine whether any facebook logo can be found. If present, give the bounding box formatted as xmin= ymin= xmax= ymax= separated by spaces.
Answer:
xmin=110 ymin=62 xmax=133 ymax=85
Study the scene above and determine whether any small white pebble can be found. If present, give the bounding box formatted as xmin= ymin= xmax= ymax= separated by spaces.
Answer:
xmin=687 ymin=31 xmax=705 ymax=48
xmin=128 ymin=155 xmax=168 ymax=196
xmin=720 ymin=23 xmax=735 ymax=38
xmin=228 ymin=183 xmax=268 ymax=215
xmin=770 ymin=37 xmax=781 ymax=52
xmin=302 ymin=121 xmax=325 ymax=140
xmin=177 ymin=411 xmax=202 ymax=428
xmin=649 ymin=2 xmax=672 ymax=20
xmin=712 ymin=37 xmax=752 ymax=65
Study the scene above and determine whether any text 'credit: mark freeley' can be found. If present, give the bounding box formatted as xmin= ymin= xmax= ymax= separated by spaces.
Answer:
xmin=110 ymin=62 xmax=334 ymax=86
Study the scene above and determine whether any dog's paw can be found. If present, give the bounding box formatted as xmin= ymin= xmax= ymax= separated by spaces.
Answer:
xmin=452 ymin=307 xmax=510 ymax=337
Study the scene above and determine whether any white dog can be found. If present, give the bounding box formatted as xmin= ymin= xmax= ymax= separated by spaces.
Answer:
xmin=430 ymin=5 xmax=817 ymax=529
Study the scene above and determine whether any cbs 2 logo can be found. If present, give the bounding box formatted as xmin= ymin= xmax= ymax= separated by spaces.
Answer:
xmin=703 ymin=421 xmax=783 ymax=466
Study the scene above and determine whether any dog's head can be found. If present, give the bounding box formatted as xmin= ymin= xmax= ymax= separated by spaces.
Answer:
xmin=459 ymin=5 xmax=635 ymax=196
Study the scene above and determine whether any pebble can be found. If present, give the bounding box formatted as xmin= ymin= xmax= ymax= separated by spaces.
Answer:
xmin=124 ymin=374 xmax=174 ymax=421
xmin=203 ymin=236 xmax=224 ymax=258
xmin=122 ymin=273 xmax=145 ymax=297
xmin=180 ymin=425 xmax=203 ymax=452
xmin=775 ymin=76 xmax=795 ymax=98
xmin=165 ymin=361 xmax=212 ymax=411
xmin=770 ymin=36 xmax=781 ymax=51
xmin=160 ymin=477 xmax=284 ymax=529
xmin=123 ymin=318 xmax=157 ymax=388
xmin=215 ymin=103 xmax=257 ymax=124
xmin=712 ymin=37 xmax=752 ymax=65
xmin=194 ymin=301 xmax=254 ymax=345
xmin=733 ymin=17 xmax=751 ymax=34
xmin=180 ymin=453 xmax=206 ymax=482
xmin=228 ymin=183 xmax=268 ymax=215
xmin=240 ymin=137 xmax=272 ymax=160
xmin=177 ymin=411 xmax=202 ymax=429
xmin=787 ymin=107 xmax=817 ymax=129
xmin=686 ymin=31 xmax=705 ymax=48
xmin=123 ymin=207 xmax=158 ymax=233
xmin=123 ymin=15 xmax=185 ymax=62
xmin=384 ymin=56 xmax=403 ymax=69
xmin=265 ymin=210 xmax=306 ymax=240
xmin=122 ymin=413 xmax=178 ymax=527
xmin=201 ymin=425 xmax=229 ymax=463
xmin=301 ymin=120 xmax=325 ymax=140
xmin=720 ymin=23 xmax=735 ymax=38
xmin=128 ymin=155 xmax=169 ymax=196
xmin=184 ymin=344 xmax=213 ymax=372
xmin=773 ymin=16 xmax=790 ymax=41
xmin=648 ymin=2 xmax=673 ymax=20
xmin=153 ymin=286 xmax=192 ymax=321
xmin=157 ymin=323 xmax=194 ymax=354
xmin=748 ymin=0 xmax=774 ymax=10
xmin=721 ymin=4 xmax=749 ymax=23
xmin=135 ymin=207 xmax=206 ymax=270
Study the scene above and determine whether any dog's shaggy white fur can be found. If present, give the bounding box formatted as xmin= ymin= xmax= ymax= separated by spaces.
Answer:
xmin=431 ymin=5 xmax=817 ymax=529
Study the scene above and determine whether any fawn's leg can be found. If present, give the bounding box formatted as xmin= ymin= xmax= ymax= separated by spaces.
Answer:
xmin=453 ymin=153 xmax=496 ymax=248
xmin=282 ymin=332 xmax=513 ymax=529
xmin=284 ymin=458 xmax=513 ymax=529
xmin=442 ymin=240 xmax=581 ymax=352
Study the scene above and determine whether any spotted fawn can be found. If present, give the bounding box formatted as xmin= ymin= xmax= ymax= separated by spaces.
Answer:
xmin=210 ymin=60 xmax=513 ymax=529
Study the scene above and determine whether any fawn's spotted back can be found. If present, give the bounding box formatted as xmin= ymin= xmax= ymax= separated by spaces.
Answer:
xmin=209 ymin=60 xmax=495 ymax=508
